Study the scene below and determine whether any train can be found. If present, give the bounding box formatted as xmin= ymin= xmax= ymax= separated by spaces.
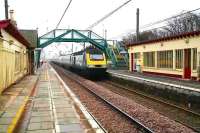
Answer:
xmin=52 ymin=46 xmax=107 ymax=75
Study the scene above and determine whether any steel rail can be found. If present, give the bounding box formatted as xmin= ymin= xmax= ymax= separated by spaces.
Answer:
xmin=106 ymin=80 xmax=200 ymax=116
xmin=58 ymin=67 xmax=154 ymax=133
xmin=102 ymin=80 xmax=200 ymax=132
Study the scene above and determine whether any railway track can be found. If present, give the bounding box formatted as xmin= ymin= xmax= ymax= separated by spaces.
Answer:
xmin=52 ymin=63 xmax=196 ymax=133
xmin=52 ymin=63 xmax=153 ymax=133
xmin=97 ymin=80 xmax=200 ymax=132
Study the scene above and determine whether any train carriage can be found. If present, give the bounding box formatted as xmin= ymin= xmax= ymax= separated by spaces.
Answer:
xmin=53 ymin=46 xmax=107 ymax=76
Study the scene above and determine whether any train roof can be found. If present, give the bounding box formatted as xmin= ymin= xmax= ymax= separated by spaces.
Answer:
xmin=72 ymin=46 xmax=102 ymax=56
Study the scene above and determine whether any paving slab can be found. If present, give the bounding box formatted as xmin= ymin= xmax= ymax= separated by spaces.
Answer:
xmin=1 ymin=111 xmax=17 ymax=117
xmin=0 ymin=124 xmax=9 ymax=132
xmin=30 ymin=116 xmax=54 ymax=123
xmin=31 ymin=112 xmax=52 ymax=117
xmin=28 ymin=122 xmax=54 ymax=130
xmin=26 ymin=129 xmax=55 ymax=133
xmin=0 ymin=117 xmax=13 ymax=124
xmin=0 ymin=74 xmax=38 ymax=133
xmin=55 ymin=117 xmax=80 ymax=125
xmin=56 ymin=124 xmax=84 ymax=133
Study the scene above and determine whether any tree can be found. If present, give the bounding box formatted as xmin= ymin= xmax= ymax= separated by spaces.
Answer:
xmin=123 ymin=11 xmax=200 ymax=46
xmin=164 ymin=12 xmax=200 ymax=35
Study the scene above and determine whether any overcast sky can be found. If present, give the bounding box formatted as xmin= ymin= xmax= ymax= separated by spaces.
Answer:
xmin=1 ymin=0 xmax=200 ymax=58
xmin=1 ymin=0 xmax=200 ymax=39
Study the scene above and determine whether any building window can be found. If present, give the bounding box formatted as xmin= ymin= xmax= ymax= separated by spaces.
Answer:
xmin=134 ymin=52 xmax=140 ymax=59
xmin=157 ymin=50 xmax=173 ymax=69
xmin=15 ymin=51 xmax=20 ymax=72
xmin=193 ymin=48 xmax=197 ymax=70
xmin=175 ymin=49 xmax=183 ymax=69
xmin=143 ymin=52 xmax=155 ymax=67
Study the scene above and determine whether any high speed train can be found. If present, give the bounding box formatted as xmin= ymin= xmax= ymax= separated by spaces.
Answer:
xmin=52 ymin=46 xmax=107 ymax=75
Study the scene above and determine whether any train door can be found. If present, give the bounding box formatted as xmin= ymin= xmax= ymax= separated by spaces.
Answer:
xmin=83 ymin=52 xmax=86 ymax=66
xmin=73 ymin=56 xmax=76 ymax=65
xmin=131 ymin=53 xmax=134 ymax=71
xmin=184 ymin=49 xmax=191 ymax=79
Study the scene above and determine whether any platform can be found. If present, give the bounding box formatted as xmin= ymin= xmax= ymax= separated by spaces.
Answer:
xmin=107 ymin=70 xmax=200 ymax=92
xmin=0 ymin=63 xmax=104 ymax=133
xmin=18 ymin=64 xmax=85 ymax=133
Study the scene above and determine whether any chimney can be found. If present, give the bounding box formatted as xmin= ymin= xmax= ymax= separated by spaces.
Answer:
xmin=9 ymin=9 xmax=17 ymax=27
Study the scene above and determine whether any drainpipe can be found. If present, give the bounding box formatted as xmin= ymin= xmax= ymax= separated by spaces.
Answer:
xmin=4 ymin=0 xmax=9 ymax=19
xmin=136 ymin=8 xmax=140 ymax=42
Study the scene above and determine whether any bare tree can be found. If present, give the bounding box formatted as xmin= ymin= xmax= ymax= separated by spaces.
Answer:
xmin=123 ymin=11 xmax=200 ymax=46
xmin=165 ymin=12 xmax=200 ymax=35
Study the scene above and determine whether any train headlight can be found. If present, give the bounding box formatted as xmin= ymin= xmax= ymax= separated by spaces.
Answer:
xmin=87 ymin=65 xmax=95 ymax=68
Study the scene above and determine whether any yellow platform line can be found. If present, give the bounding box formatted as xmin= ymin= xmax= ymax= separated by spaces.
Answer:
xmin=7 ymin=96 xmax=29 ymax=133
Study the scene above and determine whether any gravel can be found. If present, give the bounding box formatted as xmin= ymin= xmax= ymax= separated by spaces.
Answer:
xmin=53 ymin=64 xmax=195 ymax=133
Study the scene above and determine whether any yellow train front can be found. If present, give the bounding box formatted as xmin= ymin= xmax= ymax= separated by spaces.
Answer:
xmin=70 ymin=47 xmax=107 ymax=76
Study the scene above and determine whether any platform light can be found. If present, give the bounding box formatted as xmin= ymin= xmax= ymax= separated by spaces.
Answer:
xmin=120 ymin=50 xmax=128 ymax=54
xmin=9 ymin=40 xmax=14 ymax=45
xmin=35 ymin=48 xmax=42 ymax=51
xmin=185 ymin=38 xmax=189 ymax=44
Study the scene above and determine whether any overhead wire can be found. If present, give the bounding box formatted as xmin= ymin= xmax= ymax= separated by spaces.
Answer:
xmin=139 ymin=7 xmax=200 ymax=30
xmin=112 ymin=7 xmax=200 ymax=39
xmin=87 ymin=0 xmax=133 ymax=30
xmin=56 ymin=0 xmax=73 ymax=29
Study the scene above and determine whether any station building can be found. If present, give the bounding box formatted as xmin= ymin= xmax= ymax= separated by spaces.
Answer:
xmin=0 ymin=20 xmax=31 ymax=93
xmin=128 ymin=31 xmax=200 ymax=80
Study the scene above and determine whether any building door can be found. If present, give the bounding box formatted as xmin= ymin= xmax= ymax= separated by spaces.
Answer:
xmin=184 ymin=49 xmax=191 ymax=79
xmin=131 ymin=53 xmax=134 ymax=71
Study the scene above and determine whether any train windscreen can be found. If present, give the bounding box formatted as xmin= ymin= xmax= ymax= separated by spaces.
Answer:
xmin=90 ymin=54 xmax=104 ymax=60
xmin=88 ymin=48 xmax=104 ymax=60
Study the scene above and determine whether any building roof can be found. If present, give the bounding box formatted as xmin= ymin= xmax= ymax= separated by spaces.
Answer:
xmin=127 ymin=30 xmax=200 ymax=47
xmin=20 ymin=30 xmax=38 ymax=48
xmin=0 ymin=19 xmax=31 ymax=48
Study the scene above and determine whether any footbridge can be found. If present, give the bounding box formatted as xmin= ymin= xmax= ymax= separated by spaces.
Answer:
xmin=36 ymin=29 xmax=128 ymax=67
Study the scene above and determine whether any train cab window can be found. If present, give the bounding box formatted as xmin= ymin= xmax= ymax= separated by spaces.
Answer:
xmin=90 ymin=54 xmax=104 ymax=60
xmin=88 ymin=48 xmax=104 ymax=60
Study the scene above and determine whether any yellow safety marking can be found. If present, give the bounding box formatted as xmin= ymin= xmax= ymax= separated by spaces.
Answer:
xmin=7 ymin=96 xmax=29 ymax=133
